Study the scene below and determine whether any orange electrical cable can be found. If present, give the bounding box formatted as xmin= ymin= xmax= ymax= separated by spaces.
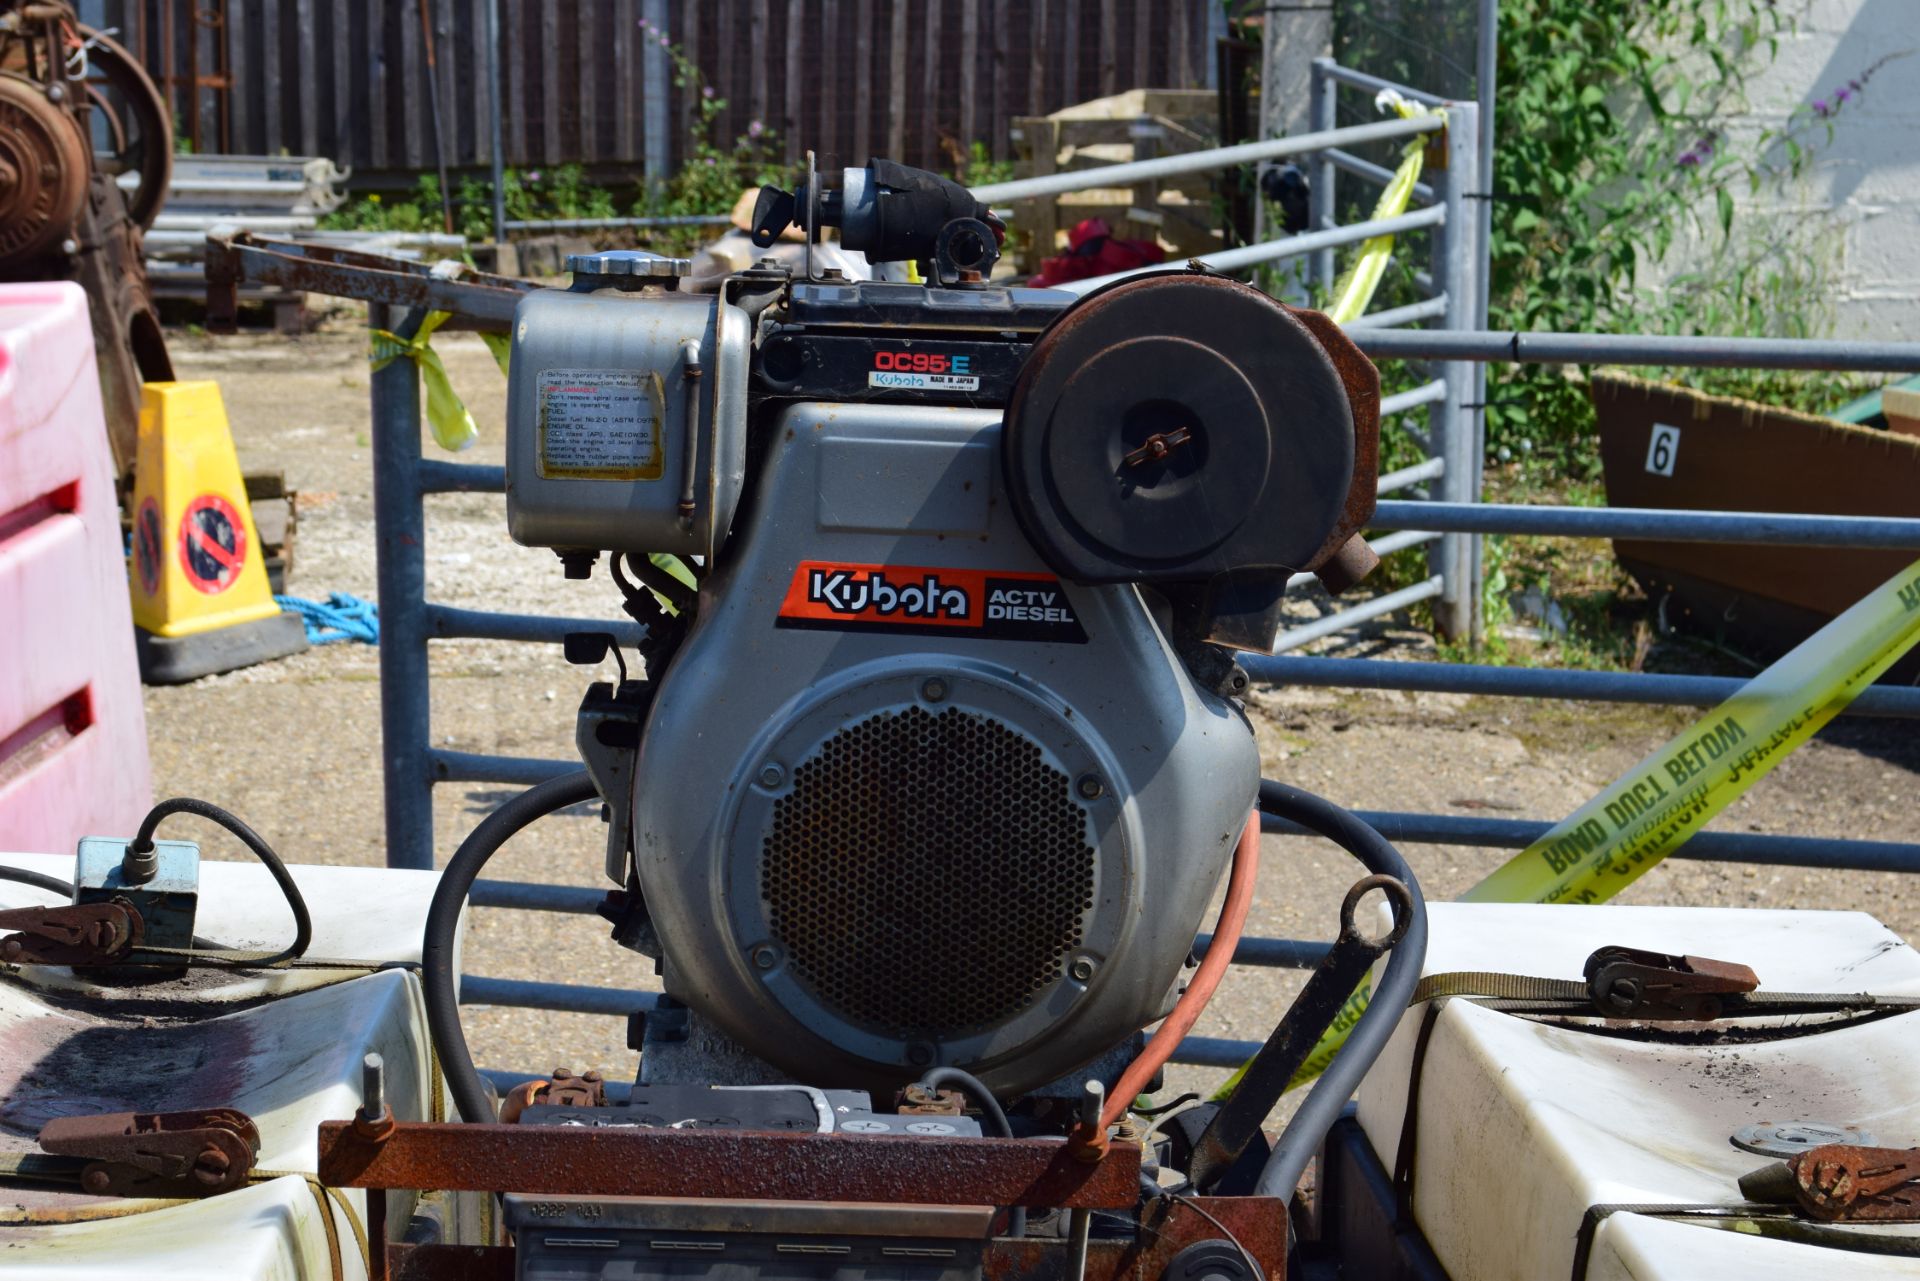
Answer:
xmin=1099 ymin=809 xmax=1261 ymax=1131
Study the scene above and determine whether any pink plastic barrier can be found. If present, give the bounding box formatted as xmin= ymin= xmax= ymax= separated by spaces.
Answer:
xmin=0 ymin=282 xmax=152 ymax=855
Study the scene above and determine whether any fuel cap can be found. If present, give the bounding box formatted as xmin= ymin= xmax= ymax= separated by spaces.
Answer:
xmin=1731 ymin=1121 xmax=1877 ymax=1158
xmin=566 ymin=249 xmax=692 ymax=287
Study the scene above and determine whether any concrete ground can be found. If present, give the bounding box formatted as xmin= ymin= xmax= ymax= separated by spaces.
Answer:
xmin=143 ymin=317 xmax=1920 ymax=1103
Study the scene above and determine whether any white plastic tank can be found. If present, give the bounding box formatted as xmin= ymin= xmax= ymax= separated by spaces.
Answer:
xmin=0 ymin=853 xmax=475 ymax=1279
xmin=1356 ymin=903 xmax=1920 ymax=1280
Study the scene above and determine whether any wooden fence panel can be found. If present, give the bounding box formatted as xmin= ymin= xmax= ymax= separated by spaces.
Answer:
xmin=101 ymin=0 xmax=1216 ymax=181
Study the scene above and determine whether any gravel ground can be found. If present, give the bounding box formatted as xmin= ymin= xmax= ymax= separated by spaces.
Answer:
xmin=142 ymin=320 xmax=1920 ymax=1102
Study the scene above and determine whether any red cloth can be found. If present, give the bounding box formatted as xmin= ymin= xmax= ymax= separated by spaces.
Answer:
xmin=1028 ymin=218 xmax=1165 ymax=287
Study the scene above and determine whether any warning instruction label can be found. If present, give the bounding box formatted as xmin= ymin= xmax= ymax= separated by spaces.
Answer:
xmin=537 ymin=369 xmax=664 ymax=480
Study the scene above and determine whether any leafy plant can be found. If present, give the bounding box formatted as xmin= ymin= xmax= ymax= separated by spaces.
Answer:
xmin=1322 ymin=3 xmax=1909 ymax=658
xmin=626 ymin=17 xmax=791 ymax=254
xmin=1334 ymin=2 xmax=1906 ymax=481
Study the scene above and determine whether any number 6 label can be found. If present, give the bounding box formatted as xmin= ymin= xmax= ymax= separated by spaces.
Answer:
xmin=1645 ymin=423 xmax=1680 ymax=477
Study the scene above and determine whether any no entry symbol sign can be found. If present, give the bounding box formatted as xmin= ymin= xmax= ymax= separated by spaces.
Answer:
xmin=134 ymin=498 xmax=162 ymax=595
xmin=178 ymin=493 xmax=248 ymax=595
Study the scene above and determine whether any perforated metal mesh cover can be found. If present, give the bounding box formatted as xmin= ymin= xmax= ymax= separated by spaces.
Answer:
xmin=761 ymin=706 xmax=1096 ymax=1037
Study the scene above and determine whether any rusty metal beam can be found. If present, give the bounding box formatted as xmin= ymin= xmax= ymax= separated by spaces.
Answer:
xmin=319 ymin=1122 xmax=1142 ymax=1208
xmin=205 ymin=233 xmax=532 ymax=330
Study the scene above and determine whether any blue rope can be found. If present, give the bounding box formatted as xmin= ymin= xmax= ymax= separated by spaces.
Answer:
xmin=275 ymin=592 xmax=379 ymax=645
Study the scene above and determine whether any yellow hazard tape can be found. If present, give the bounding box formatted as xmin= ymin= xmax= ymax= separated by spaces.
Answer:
xmin=1216 ymin=554 xmax=1920 ymax=1100
xmin=1326 ymin=92 xmax=1436 ymax=326
xmin=370 ymin=310 xmax=513 ymax=453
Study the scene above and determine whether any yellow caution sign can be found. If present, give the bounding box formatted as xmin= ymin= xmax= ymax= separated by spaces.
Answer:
xmin=1226 ymin=555 xmax=1920 ymax=1097
xmin=130 ymin=382 xmax=282 ymax=638
xmin=128 ymin=382 xmax=306 ymax=684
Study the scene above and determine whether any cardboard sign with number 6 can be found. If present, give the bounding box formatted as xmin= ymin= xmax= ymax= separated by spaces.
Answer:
xmin=1645 ymin=422 xmax=1681 ymax=477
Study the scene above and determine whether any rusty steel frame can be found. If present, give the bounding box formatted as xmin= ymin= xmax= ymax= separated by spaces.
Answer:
xmin=318 ymin=1121 xmax=1142 ymax=1208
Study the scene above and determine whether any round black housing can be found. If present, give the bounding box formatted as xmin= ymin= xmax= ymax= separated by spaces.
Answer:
xmin=1003 ymin=272 xmax=1358 ymax=585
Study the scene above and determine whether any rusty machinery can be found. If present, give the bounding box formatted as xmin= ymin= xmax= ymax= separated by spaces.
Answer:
xmin=0 ymin=0 xmax=172 ymax=475
xmin=302 ymin=158 xmax=1430 ymax=1281
xmin=170 ymin=157 xmax=1439 ymax=1280
xmin=46 ymin=159 xmax=1920 ymax=1280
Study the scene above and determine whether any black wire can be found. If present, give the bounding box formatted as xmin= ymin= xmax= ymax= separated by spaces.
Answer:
xmin=915 ymin=1066 xmax=1026 ymax=1238
xmin=609 ymin=553 xmax=668 ymax=624
xmin=131 ymin=797 xmax=313 ymax=967
xmin=424 ymin=770 xmax=601 ymax=1123
xmin=0 ymin=865 xmax=74 ymax=898
xmin=1130 ymin=1091 xmax=1202 ymax=1118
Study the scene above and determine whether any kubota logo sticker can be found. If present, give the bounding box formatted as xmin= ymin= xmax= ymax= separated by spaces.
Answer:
xmin=777 ymin=562 xmax=1087 ymax=642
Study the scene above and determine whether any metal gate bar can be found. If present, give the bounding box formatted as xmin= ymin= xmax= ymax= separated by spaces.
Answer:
xmin=1354 ymin=328 xmax=1920 ymax=371
xmin=1242 ymin=655 xmax=1920 ymax=718
xmin=1371 ymin=500 xmax=1920 ymax=547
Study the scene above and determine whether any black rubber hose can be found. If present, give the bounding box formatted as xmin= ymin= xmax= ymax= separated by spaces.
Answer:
xmin=424 ymin=770 xmax=600 ymax=1123
xmin=915 ymin=1066 xmax=1026 ymax=1238
xmin=0 ymin=865 xmax=74 ymax=898
xmin=1251 ymin=779 xmax=1428 ymax=1201
xmin=131 ymin=797 xmax=313 ymax=966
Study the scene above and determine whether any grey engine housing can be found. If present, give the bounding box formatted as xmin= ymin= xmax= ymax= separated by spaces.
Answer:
xmin=634 ymin=400 xmax=1258 ymax=1096
xmin=497 ymin=241 xmax=1387 ymax=1098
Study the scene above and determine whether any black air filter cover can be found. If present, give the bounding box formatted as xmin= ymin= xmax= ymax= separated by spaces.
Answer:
xmin=1004 ymin=272 xmax=1376 ymax=589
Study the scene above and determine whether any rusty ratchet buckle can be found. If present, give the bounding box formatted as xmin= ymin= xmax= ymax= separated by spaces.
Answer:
xmin=0 ymin=902 xmax=143 ymax=966
xmin=1791 ymin=1144 xmax=1920 ymax=1222
xmin=39 ymin=1108 xmax=260 ymax=1197
xmin=1584 ymin=946 xmax=1760 ymax=1021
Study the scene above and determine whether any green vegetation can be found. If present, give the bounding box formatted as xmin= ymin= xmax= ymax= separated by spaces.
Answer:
xmin=322 ymin=25 xmax=785 ymax=255
xmin=1328 ymin=1 xmax=1904 ymax=663
xmin=1333 ymin=0 xmax=1896 ymax=477
xmin=1481 ymin=3 xmax=1897 ymax=474
xmin=323 ymin=14 xmax=1020 ymax=255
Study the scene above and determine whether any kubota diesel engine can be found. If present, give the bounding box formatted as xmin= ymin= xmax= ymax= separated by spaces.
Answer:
xmin=503 ymin=158 xmax=1380 ymax=1098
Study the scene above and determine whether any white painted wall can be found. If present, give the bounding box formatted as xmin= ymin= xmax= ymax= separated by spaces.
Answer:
xmin=1653 ymin=0 xmax=1920 ymax=340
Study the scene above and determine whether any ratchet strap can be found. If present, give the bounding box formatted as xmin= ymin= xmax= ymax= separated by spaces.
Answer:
xmin=0 ymin=1157 xmax=367 ymax=1280
xmin=1408 ymin=973 xmax=1920 ymax=1019
xmin=1280 ymin=556 xmax=1920 ymax=1090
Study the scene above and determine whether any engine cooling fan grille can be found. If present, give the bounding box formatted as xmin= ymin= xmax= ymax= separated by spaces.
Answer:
xmin=761 ymin=705 xmax=1096 ymax=1038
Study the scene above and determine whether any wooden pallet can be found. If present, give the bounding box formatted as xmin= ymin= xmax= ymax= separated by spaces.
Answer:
xmin=1009 ymin=89 xmax=1222 ymax=273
